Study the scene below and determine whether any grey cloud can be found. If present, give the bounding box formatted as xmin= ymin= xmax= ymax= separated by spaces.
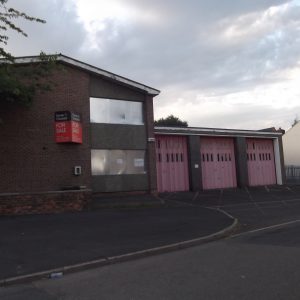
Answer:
xmin=6 ymin=0 xmax=86 ymax=57
xmin=80 ymin=0 xmax=299 ymax=95
xmin=126 ymin=0 xmax=291 ymax=21
xmin=4 ymin=0 xmax=300 ymax=130
xmin=187 ymin=103 xmax=300 ymax=130
xmin=7 ymin=0 xmax=297 ymax=95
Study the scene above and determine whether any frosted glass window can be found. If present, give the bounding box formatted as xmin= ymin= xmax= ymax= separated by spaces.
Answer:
xmin=91 ymin=150 xmax=146 ymax=175
xmin=90 ymin=98 xmax=143 ymax=125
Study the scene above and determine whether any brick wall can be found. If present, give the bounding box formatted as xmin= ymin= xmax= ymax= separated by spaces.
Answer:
xmin=0 ymin=61 xmax=158 ymax=214
xmin=0 ymin=190 xmax=91 ymax=215
xmin=0 ymin=63 xmax=91 ymax=194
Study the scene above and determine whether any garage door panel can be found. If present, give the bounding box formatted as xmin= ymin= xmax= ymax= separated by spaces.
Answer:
xmin=247 ymin=138 xmax=276 ymax=186
xmin=155 ymin=135 xmax=189 ymax=192
xmin=200 ymin=137 xmax=237 ymax=190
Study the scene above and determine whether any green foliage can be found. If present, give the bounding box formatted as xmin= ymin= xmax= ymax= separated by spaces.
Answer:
xmin=0 ymin=52 xmax=59 ymax=107
xmin=154 ymin=115 xmax=188 ymax=127
xmin=0 ymin=0 xmax=45 ymax=61
xmin=0 ymin=1 xmax=58 ymax=108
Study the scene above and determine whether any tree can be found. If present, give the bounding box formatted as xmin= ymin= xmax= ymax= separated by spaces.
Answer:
xmin=154 ymin=115 xmax=188 ymax=127
xmin=0 ymin=0 xmax=57 ymax=108
xmin=0 ymin=0 xmax=45 ymax=61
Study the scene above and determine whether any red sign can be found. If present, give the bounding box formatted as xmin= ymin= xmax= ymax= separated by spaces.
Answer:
xmin=55 ymin=120 xmax=82 ymax=144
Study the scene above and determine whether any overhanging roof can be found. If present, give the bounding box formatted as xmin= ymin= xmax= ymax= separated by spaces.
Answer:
xmin=7 ymin=54 xmax=161 ymax=96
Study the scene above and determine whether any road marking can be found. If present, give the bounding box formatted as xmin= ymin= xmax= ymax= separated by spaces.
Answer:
xmin=192 ymin=192 xmax=199 ymax=202
xmin=205 ymin=206 xmax=236 ymax=220
xmin=230 ymin=219 xmax=300 ymax=238
xmin=245 ymin=187 xmax=266 ymax=215
xmin=207 ymin=198 xmax=300 ymax=209
xmin=217 ymin=189 xmax=224 ymax=208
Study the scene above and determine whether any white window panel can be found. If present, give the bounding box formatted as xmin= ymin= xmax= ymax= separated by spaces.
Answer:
xmin=91 ymin=150 xmax=146 ymax=175
xmin=90 ymin=98 xmax=143 ymax=125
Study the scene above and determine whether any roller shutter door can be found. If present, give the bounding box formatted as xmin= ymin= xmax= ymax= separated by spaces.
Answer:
xmin=247 ymin=138 xmax=276 ymax=186
xmin=200 ymin=137 xmax=237 ymax=190
xmin=155 ymin=135 xmax=189 ymax=192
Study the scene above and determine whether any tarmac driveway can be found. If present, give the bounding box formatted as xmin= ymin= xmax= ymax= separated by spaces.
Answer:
xmin=163 ymin=185 xmax=300 ymax=231
xmin=0 ymin=206 xmax=232 ymax=281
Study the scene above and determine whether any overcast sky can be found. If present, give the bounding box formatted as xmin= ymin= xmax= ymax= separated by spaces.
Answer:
xmin=6 ymin=0 xmax=300 ymax=130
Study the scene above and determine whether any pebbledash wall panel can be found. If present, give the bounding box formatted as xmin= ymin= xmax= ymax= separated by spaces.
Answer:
xmin=246 ymin=138 xmax=277 ymax=186
xmin=155 ymin=135 xmax=189 ymax=192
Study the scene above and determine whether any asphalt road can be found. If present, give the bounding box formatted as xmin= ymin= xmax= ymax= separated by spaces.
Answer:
xmin=0 ymin=207 xmax=232 ymax=280
xmin=165 ymin=185 xmax=300 ymax=231
xmin=1 ymin=220 xmax=300 ymax=299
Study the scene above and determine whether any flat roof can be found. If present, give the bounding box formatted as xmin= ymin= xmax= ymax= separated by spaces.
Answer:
xmin=154 ymin=126 xmax=282 ymax=138
xmin=6 ymin=54 xmax=160 ymax=96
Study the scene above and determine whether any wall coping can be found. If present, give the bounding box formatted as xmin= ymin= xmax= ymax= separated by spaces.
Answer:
xmin=0 ymin=189 xmax=92 ymax=197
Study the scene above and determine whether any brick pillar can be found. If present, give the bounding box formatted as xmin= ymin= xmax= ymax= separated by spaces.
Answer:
xmin=235 ymin=137 xmax=249 ymax=187
xmin=188 ymin=135 xmax=202 ymax=191
xmin=278 ymin=136 xmax=286 ymax=184
xmin=144 ymin=95 xmax=157 ymax=193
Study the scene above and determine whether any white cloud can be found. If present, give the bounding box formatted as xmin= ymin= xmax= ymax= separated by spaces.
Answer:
xmin=4 ymin=0 xmax=300 ymax=131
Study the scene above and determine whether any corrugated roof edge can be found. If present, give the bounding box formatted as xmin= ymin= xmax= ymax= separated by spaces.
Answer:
xmin=154 ymin=126 xmax=283 ymax=137
xmin=3 ymin=54 xmax=160 ymax=96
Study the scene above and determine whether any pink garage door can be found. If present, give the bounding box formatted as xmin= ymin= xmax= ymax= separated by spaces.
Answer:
xmin=247 ymin=138 xmax=276 ymax=186
xmin=200 ymin=137 xmax=237 ymax=190
xmin=155 ymin=135 xmax=189 ymax=192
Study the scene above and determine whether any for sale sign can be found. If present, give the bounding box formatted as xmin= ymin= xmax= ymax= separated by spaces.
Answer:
xmin=54 ymin=111 xmax=82 ymax=144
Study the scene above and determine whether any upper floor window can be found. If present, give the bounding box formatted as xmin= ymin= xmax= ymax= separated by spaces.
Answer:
xmin=90 ymin=98 xmax=143 ymax=125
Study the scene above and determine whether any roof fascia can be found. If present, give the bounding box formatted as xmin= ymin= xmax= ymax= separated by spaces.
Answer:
xmin=10 ymin=55 xmax=160 ymax=96
xmin=154 ymin=126 xmax=282 ymax=138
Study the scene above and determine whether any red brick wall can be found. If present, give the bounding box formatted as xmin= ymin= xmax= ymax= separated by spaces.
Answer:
xmin=0 ymin=190 xmax=91 ymax=215
xmin=0 ymin=63 xmax=91 ymax=193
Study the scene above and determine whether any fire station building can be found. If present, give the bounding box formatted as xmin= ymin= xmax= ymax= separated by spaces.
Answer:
xmin=0 ymin=55 xmax=285 ymax=215
xmin=0 ymin=54 xmax=159 ymax=214
xmin=154 ymin=127 xmax=285 ymax=193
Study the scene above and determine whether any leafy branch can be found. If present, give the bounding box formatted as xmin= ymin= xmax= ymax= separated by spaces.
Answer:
xmin=0 ymin=0 xmax=46 ymax=61
xmin=0 ymin=1 xmax=59 ymax=109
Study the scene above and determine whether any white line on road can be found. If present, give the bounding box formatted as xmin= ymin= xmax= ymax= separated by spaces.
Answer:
xmin=230 ymin=219 xmax=300 ymax=238
xmin=207 ymin=198 xmax=300 ymax=209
